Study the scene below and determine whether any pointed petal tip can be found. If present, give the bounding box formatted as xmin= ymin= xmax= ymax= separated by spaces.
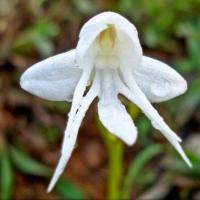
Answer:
xmin=47 ymin=185 xmax=52 ymax=193
xmin=171 ymin=132 xmax=182 ymax=143
xmin=47 ymin=172 xmax=62 ymax=192
xmin=47 ymin=180 xmax=55 ymax=193
xmin=47 ymin=179 xmax=56 ymax=193
xmin=46 ymin=157 xmax=67 ymax=194
xmin=184 ymin=156 xmax=192 ymax=168
xmin=178 ymin=136 xmax=182 ymax=143
xmin=47 ymin=172 xmax=60 ymax=193
xmin=174 ymin=141 xmax=192 ymax=168
xmin=188 ymin=161 xmax=193 ymax=168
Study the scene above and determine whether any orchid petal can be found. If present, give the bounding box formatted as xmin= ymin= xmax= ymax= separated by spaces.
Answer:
xmin=133 ymin=56 xmax=187 ymax=102
xmin=48 ymin=65 xmax=92 ymax=192
xmin=47 ymin=73 xmax=100 ymax=192
xmin=98 ymin=96 xmax=137 ymax=145
xmin=98 ymin=69 xmax=137 ymax=145
xmin=20 ymin=50 xmax=82 ymax=101
xmin=47 ymin=48 xmax=93 ymax=192
xmin=118 ymin=71 xmax=191 ymax=167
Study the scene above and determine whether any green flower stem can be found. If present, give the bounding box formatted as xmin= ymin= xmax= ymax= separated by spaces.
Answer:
xmin=97 ymin=119 xmax=124 ymax=199
xmin=107 ymin=136 xmax=124 ymax=199
xmin=97 ymin=101 xmax=140 ymax=199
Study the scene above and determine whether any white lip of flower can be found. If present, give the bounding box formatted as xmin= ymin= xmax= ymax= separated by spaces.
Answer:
xmin=20 ymin=12 xmax=191 ymax=192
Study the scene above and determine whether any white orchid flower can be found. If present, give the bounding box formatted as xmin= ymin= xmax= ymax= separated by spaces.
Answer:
xmin=20 ymin=12 xmax=191 ymax=192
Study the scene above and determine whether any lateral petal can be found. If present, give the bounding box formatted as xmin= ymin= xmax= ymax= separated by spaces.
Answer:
xmin=118 ymin=71 xmax=191 ymax=167
xmin=20 ymin=50 xmax=82 ymax=101
xmin=47 ymin=73 xmax=100 ymax=192
xmin=133 ymin=56 xmax=187 ymax=102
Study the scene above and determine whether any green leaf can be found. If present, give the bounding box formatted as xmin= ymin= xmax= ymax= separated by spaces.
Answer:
xmin=33 ymin=20 xmax=59 ymax=38
xmin=32 ymin=36 xmax=54 ymax=57
xmin=14 ymin=20 xmax=59 ymax=56
xmin=175 ymin=59 xmax=194 ymax=73
xmin=165 ymin=78 xmax=200 ymax=118
xmin=56 ymin=178 xmax=87 ymax=199
xmin=121 ymin=144 xmax=163 ymax=199
xmin=10 ymin=146 xmax=51 ymax=177
xmin=41 ymin=126 xmax=60 ymax=144
xmin=72 ymin=0 xmax=95 ymax=14
xmin=187 ymin=38 xmax=200 ymax=70
xmin=0 ymin=152 xmax=14 ymax=200
xmin=137 ymin=116 xmax=152 ymax=136
xmin=135 ymin=170 xmax=156 ymax=186
xmin=136 ymin=116 xmax=153 ymax=146
xmin=178 ymin=78 xmax=200 ymax=114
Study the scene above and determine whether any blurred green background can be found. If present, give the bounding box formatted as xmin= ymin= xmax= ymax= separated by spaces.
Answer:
xmin=0 ymin=0 xmax=200 ymax=199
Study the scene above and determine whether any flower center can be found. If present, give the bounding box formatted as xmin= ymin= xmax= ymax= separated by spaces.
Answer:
xmin=94 ymin=25 xmax=119 ymax=69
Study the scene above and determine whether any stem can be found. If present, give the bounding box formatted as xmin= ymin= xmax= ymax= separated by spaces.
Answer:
xmin=107 ymin=136 xmax=124 ymax=199
xmin=97 ymin=119 xmax=124 ymax=199
xmin=97 ymin=101 xmax=140 ymax=199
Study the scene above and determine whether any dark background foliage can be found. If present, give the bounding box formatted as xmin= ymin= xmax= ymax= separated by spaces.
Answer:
xmin=0 ymin=0 xmax=200 ymax=199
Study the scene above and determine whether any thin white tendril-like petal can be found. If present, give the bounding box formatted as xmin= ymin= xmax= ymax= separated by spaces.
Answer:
xmin=47 ymin=65 xmax=92 ymax=191
xmin=119 ymin=73 xmax=192 ymax=167
xmin=64 ymin=65 xmax=92 ymax=136
xmin=47 ymin=72 xmax=100 ymax=192
xmin=133 ymin=56 xmax=187 ymax=103
xmin=20 ymin=50 xmax=82 ymax=101
xmin=119 ymin=70 xmax=182 ymax=143
xmin=117 ymin=71 xmax=191 ymax=167
xmin=98 ymin=69 xmax=137 ymax=145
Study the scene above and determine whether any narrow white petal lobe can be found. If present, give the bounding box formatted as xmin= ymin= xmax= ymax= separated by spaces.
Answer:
xmin=98 ymin=96 xmax=137 ymax=145
xmin=98 ymin=69 xmax=137 ymax=145
xmin=48 ymin=73 xmax=100 ymax=192
xmin=118 ymin=71 xmax=191 ymax=167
